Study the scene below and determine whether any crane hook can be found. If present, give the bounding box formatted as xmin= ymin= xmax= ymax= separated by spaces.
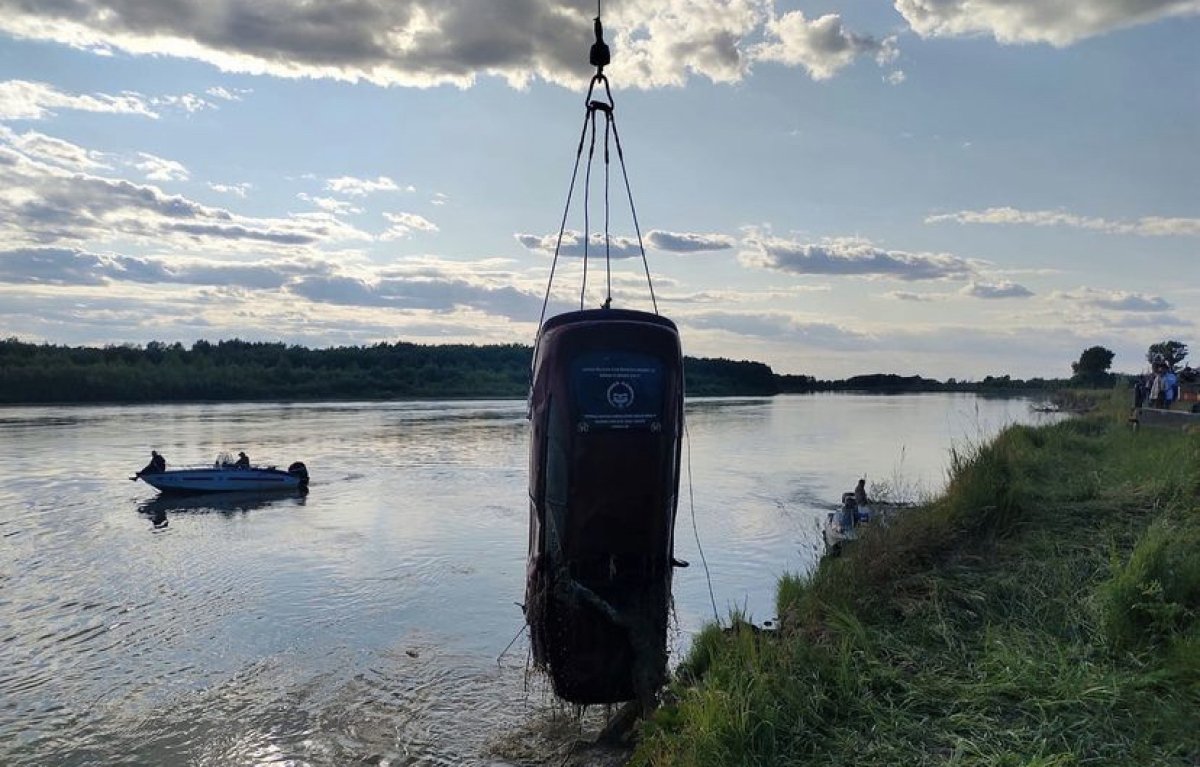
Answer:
xmin=590 ymin=16 xmax=610 ymax=72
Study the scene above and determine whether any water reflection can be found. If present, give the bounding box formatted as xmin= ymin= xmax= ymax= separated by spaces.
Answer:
xmin=137 ymin=491 xmax=308 ymax=528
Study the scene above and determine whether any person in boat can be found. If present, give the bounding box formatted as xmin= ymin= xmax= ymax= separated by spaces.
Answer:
xmin=234 ymin=451 xmax=250 ymax=470
xmin=134 ymin=450 xmax=165 ymax=479
xmin=840 ymin=493 xmax=857 ymax=531
xmin=854 ymin=478 xmax=868 ymax=507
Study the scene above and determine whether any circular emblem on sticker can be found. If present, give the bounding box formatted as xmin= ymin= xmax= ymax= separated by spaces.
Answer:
xmin=606 ymin=381 xmax=635 ymax=409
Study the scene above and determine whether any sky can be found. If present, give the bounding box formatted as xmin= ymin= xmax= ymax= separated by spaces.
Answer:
xmin=0 ymin=0 xmax=1196 ymax=380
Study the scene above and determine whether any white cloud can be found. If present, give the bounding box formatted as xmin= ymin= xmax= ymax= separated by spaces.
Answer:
xmin=895 ymin=0 xmax=1200 ymax=46
xmin=325 ymin=175 xmax=404 ymax=197
xmin=0 ymin=247 xmax=329 ymax=288
xmin=1052 ymin=287 xmax=1173 ymax=312
xmin=381 ymin=211 xmax=439 ymax=239
xmin=885 ymin=290 xmax=937 ymax=302
xmin=430 ymin=192 xmax=450 ymax=206
xmin=740 ymin=234 xmax=975 ymax=281
xmin=150 ymin=93 xmax=216 ymax=114
xmin=205 ymin=86 xmax=250 ymax=101
xmin=0 ymin=126 xmax=108 ymax=170
xmin=885 ymin=69 xmax=906 ymax=85
xmin=0 ymin=247 xmax=543 ymax=312
xmin=0 ymin=138 xmax=370 ymax=254
xmin=752 ymin=11 xmax=897 ymax=81
xmin=960 ymin=281 xmax=1034 ymax=299
xmin=926 ymin=206 xmax=1200 ymax=237
xmin=0 ymin=79 xmax=158 ymax=120
xmin=646 ymin=230 xmax=736 ymax=253
xmin=297 ymin=193 xmax=361 ymax=215
xmin=209 ymin=182 xmax=251 ymax=198
xmin=134 ymin=152 xmax=189 ymax=182
xmin=515 ymin=230 xmax=645 ymax=259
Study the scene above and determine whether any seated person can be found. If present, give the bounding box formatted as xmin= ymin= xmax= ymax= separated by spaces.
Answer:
xmin=234 ymin=451 xmax=250 ymax=469
xmin=136 ymin=450 xmax=165 ymax=477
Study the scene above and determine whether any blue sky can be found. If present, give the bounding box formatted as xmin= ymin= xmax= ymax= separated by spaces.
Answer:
xmin=0 ymin=0 xmax=1196 ymax=379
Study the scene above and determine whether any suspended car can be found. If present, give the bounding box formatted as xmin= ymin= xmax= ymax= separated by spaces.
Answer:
xmin=526 ymin=308 xmax=684 ymax=704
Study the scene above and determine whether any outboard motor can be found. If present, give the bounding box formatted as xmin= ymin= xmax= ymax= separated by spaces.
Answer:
xmin=525 ymin=308 xmax=684 ymax=704
xmin=287 ymin=461 xmax=309 ymax=489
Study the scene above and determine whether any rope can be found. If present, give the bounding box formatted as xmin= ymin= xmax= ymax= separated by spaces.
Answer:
xmin=684 ymin=414 xmax=720 ymax=622
xmin=536 ymin=111 xmax=592 ymax=336
xmin=610 ymin=117 xmax=658 ymax=314
xmin=535 ymin=7 xmax=663 ymax=326
xmin=581 ymin=108 xmax=597 ymax=310
xmin=603 ymin=110 xmax=612 ymax=307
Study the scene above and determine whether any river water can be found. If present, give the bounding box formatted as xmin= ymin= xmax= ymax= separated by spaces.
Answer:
xmin=0 ymin=393 xmax=1059 ymax=766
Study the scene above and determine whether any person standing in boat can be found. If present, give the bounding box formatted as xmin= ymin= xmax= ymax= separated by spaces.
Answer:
xmin=234 ymin=451 xmax=250 ymax=469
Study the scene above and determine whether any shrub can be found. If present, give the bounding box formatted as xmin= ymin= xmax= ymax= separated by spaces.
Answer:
xmin=1099 ymin=521 xmax=1200 ymax=649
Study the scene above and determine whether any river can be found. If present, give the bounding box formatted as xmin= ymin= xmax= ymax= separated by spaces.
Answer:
xmin=0 ymin=393 xmax=1060 ymax=766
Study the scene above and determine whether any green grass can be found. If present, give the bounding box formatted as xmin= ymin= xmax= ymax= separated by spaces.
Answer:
xmin=635 ymin=393 xmax=1200 ymax=766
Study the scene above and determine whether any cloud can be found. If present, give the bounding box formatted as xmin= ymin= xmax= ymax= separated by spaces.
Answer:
xmin=149 ymin=93 xmax=216 ymax=114
xmin=0 ymin=247 xmax=333 ymax=289
xmin=0 ymin=126 xmax=108 ymax=170
xmin=381 ymin=211 xmax=439 ymax=239
xmin=960 ymin=281 xmax=1034 ymax=299
xmin=325 ymin=175 xmax=405 ymax=196
xmin=287 ymin=273 xmax=544 ymax=321
xmin=516 ymin=231 xmax=645 ymax=259
xmin=0 ymin=137 xmax=370 ymax=253
xmin=134 ymin=152 xmax=189 ymax=181
xmin=751 ymin=11 xmax=897 ymax=80
xmin=296 ymin=193 xmax=361 ymax=215
xmin=740 ymin=235 xmax=975 ymax=281
xmin=0 ymin=248 xmax=554 ymax=326
xmin=926 ymin=206 xmax=1200 ymax=237
xmin=0 ymin=1 xmax=892 ymax=89
xmin=684 ymin=310 xmax=873 ymax=347
xmin=205 ymin=86 xmax=250 ymax=101
xmin=1052 ymin=287 xmax=1173 ymax=312
xmin=646 ymin=229 xmax=735 ymax=253
xmin=895 ymin=0 xmax=1200 ymax=46
xmin=0 ymin=79 xmax=159 ymax=120
xmin=209 ymin=182 xmax=251 ymax=197
xmin=885 ymin=290 xmax=937 ymax=302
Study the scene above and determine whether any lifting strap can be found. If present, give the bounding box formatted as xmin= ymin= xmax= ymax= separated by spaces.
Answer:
xmin=536 ymin=8 xmax=659 ymax=336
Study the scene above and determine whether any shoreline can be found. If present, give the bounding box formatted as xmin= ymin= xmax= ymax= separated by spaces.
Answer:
xmin=632 ymin=391 xmax=1200 ymax=765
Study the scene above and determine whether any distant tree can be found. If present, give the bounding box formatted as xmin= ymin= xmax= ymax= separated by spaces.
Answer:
xmin=1071 ymin=346 xmax=1115 ymax=384
xmin=1146 ymin=340 xmax=1188 ymax=368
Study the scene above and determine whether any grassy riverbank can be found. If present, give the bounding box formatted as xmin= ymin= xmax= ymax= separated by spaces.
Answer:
xmin=635 ymin=395 xmax=1199 ymax=765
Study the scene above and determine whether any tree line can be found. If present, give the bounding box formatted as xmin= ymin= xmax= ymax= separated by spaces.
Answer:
xmin=0 ymin=338 xmax=787 ymax=403
xmin=1070 ymin=340 xmax=1191 ymax=386
xmin=1 ymin=336 xmax=1131 ymax=405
